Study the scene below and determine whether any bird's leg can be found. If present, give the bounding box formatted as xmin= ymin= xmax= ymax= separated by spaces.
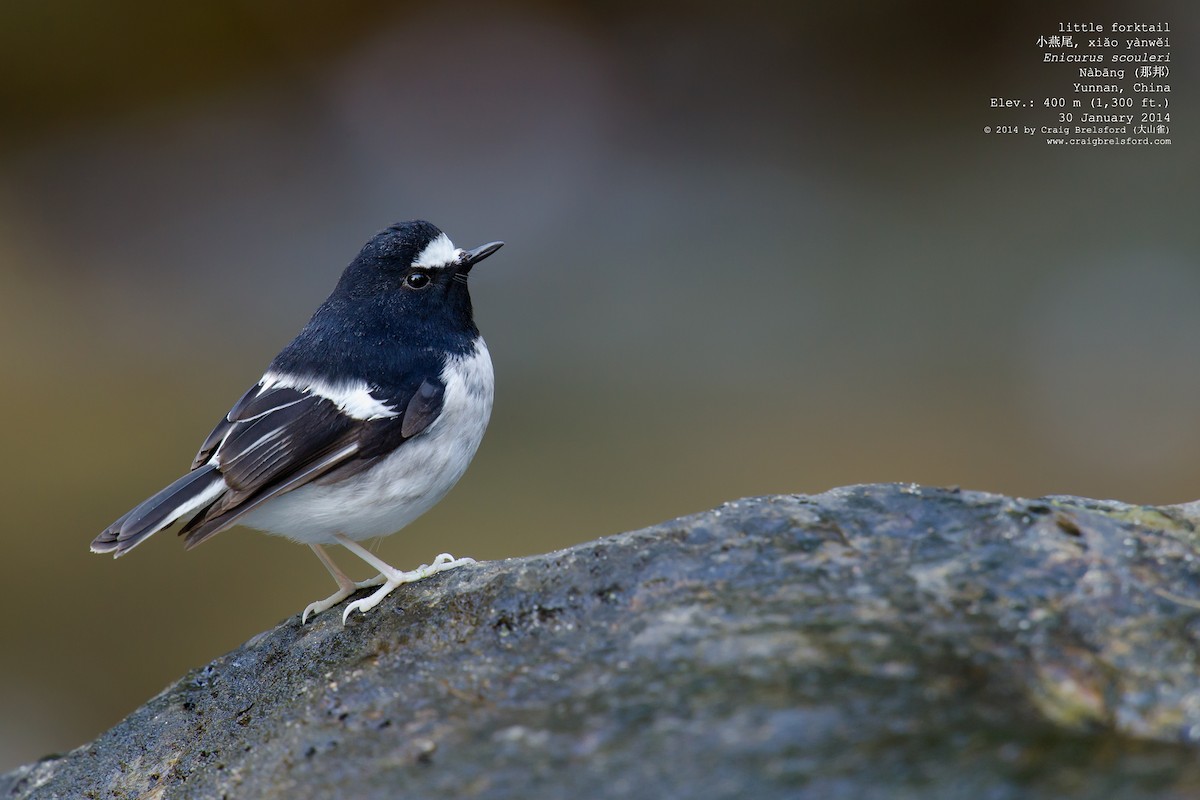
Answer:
xmin=301 ymin=542 xmax=386 ymax=624
xmin=334 ymin=533 xmax=475 ymax=623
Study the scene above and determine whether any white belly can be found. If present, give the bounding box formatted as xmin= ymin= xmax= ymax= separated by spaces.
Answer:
xmin=237 ymin=339 xmax=494 ymax=544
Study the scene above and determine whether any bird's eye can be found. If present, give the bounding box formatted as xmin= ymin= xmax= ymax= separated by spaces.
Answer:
xmin=405 ymin=270 xmax=432 ymax=289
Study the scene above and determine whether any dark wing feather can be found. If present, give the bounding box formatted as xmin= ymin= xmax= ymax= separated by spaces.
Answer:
xmin=191 ymin=386 xmax=254 ymax=468
xmin=192 ymin=385 xmax=317 ymax=469
xmin=193 ymin=418 xmax=234 ymax=469
xmin=215 ymin=394 xmax=354 ymax=496
xmin=192 ymin=385 xmax=313 ymax=469
xmin=401 ymin=378 xmax=444 ymax=438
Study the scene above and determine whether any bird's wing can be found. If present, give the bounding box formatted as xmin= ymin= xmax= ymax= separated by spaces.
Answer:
xmin=93 ymin=375 xmax=446 ymax=555
xmin=178 ymin=376 xmax=447 ymax=548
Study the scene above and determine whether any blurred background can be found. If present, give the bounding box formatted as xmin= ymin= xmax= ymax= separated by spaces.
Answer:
xmin=1 ymin=0 xmax=1196 ymax=772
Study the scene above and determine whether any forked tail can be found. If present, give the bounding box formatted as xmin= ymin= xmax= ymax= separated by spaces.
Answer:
xmin=91 ymin=465 xmax=226 ymax=557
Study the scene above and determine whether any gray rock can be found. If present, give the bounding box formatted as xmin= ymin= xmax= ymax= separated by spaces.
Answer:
xmin=7 ymin=484 xmax=1200 ymax=799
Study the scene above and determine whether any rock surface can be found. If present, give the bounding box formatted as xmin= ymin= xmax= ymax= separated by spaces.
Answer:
xmin=7 ymin=484 xmax=1200 ymax=799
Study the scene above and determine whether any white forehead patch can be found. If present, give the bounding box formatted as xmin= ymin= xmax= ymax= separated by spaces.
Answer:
xmin=412 ymin=232 xmax=461 ymax=269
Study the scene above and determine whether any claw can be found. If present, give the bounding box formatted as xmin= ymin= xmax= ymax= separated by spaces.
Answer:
xmin=301 ymin=572 xmax=386 ymax=624
xmin=303 ymin=588 xmax=354 ymax=625
xmin=336 ymin=550 xmax=476 ymax=623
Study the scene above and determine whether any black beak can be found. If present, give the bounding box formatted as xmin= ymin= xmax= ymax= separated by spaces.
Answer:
xmin=460 ymin=241 xmax=504 ymax=272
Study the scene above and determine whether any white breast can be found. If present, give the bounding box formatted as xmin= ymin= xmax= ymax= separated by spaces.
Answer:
xmin=237 ymin=339 xmax=494 ymax=544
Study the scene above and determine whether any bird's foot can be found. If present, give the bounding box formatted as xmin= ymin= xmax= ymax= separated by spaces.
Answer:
xmin=342 ymin=553 xmax=476 ymax=623
xmin=302 ymin=574 xmax=386 ymax=624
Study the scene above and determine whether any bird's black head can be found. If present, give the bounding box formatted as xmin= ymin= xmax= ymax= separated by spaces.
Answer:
xmin=337 ymin=220 xmax=502 ymax=322
xmin=274 ymin=221 xmax=503 ymax=382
